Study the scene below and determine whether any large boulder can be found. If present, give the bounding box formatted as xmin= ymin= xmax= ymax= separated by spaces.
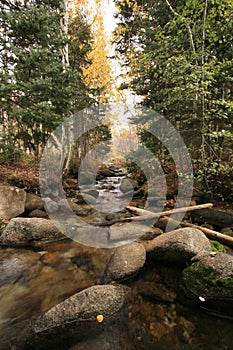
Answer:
xmin=0 ymin=186 xmax=26 ymax=219
xmin=142 ymin=227 xmax=212 ymax=264
xmin=105 ymin=242 xmax=146 ymax=281
xmin=0 ymin=217 xmax=65 ymax=247
xmin=182 ymin=252 xmax=233 ymax=304
xmin=26 ymin=285 xmax=131 ymax=348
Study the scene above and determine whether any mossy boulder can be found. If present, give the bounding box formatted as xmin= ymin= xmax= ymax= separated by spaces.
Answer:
xmin=181 ymin=252 xmax=233 ymax=315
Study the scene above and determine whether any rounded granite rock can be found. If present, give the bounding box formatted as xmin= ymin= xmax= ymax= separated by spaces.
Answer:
xmin=105 ymin=242 xmax=146 ymax=281
xmin=142 ymin=227 xmax=212 ymax=264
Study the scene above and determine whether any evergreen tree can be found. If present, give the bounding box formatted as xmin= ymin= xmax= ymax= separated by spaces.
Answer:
xmin=114 ymin=0 xmax=233 ymax=199
xmin=0 ymin=0 xmax=91 ymax=160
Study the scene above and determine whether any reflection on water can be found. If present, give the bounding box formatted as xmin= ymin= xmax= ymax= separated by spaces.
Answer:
xmin=0 ymin=241 xmax=113 ymax=349
xmin=1 ymin=241 xmax=233 ymax=350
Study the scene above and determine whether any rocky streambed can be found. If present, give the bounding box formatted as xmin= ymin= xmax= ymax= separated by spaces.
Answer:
xmin=0 ymin=164 xmax=233 ymax=349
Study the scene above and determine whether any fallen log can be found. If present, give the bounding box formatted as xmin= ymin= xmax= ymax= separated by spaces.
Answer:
xmin=125 ymin=203 xmax=213 ymax=221
xmin=192 ymin=208 xmax=233 ymax=228
xmin=158 ymin=216 xmax=233 ymax=248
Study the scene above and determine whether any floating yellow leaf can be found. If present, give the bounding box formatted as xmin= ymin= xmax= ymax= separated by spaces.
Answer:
xmin=96 ymin=314 xmax=104 ymax=323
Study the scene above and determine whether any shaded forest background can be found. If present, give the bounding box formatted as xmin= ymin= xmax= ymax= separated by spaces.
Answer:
xmin=0 ymin=0 xmax=232 ymax=201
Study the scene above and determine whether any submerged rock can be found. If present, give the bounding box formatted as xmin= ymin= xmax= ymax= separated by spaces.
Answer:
xmin=0 ymin=249 xmax=42 ymax=285
xmin=143 ymin=227 xmax=212 ymax=264
xmin=105 ymin=242 xmax=146 ymax=281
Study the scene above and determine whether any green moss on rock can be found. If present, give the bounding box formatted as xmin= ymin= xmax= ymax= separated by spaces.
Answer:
xmin=210 ymin=240 xmax=225 ymax=253
xmin=182 ymin=261 xmax=233 ymax=294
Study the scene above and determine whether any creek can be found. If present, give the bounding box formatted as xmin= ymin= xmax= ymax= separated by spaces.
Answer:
xmin=0 ymin=171 xmax=233 ymax=350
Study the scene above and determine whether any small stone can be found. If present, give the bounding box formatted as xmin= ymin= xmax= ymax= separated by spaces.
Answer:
xmin=120 ymin=178 xmax=135 ymax=193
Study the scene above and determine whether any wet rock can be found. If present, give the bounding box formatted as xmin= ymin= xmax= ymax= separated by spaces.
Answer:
xmin=84 ymin=189 xmax=99 ymax=198
xmin=0 ymin=243 xmax=99 ymax=350
xmin=120 ymin=178 xmax=136 ymax=193
xmin=59 ymin=198 xmax=94 ymax=216
xmin=0 ymin=218 xmax=65 ymax=247
xmin=25 ymin=193 xmax=44 ymax=212
xmin=105 ymin=242 xmax=146 ymax=281
xmin=32 ymin=284 xmax=130 ymax=332
xmin=26 ymin=284 xmax=131 ymax=349
xmin=98 ymin=168 xmax=115 ymax=178
xmin=182 ymin=252 xmax=233 ymax=312
xmin=0 ymin=249 xmax=42 ymax=285
xmin=143 ymin=227 xmax=212 ymax=264
xmin=192 ymin=208 xmax=233 ymax=228
xmin=109 ymin=223 xmax=157 ymax=243
xmin=0 ymin=186 xmax=26 ymax=219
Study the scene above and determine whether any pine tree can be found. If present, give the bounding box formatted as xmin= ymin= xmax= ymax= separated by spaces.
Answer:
xmin=0 ymin=0 xmax=91 ymax=160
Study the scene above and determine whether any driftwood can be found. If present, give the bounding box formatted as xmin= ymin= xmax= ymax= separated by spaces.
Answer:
xmin=125 ymin=203 xmax=213 ymax=221
xmin=158 ymin=216 xmax=233 ymax=248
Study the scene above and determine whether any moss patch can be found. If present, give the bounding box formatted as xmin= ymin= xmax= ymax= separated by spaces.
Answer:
xmin=210 ymin=240 xmax=225 ymax=253
xmin=182 ymin=262 xmax=233 ymax=291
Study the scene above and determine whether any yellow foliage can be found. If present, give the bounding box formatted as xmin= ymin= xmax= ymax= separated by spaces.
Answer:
xmin=81 ymin=1 xmax=113 ymax=102
xmin=68 ymin=0 xmax=115 ymax=103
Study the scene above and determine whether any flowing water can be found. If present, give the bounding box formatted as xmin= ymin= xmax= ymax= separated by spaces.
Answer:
xmin=95 ymin=175 xmax=129 ymax=213
xmin=0 ymin=174 xmax=233 ymax=349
